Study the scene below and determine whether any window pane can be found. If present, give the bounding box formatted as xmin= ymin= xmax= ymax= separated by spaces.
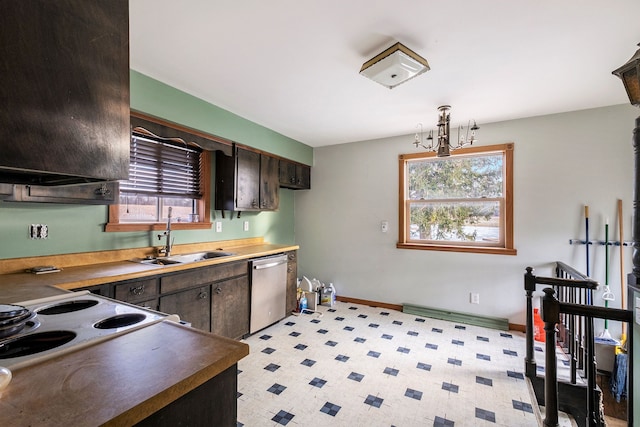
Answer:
xmin=408 ymin=153 xmax=503 ymax=200
xmin=161 ymin=197 xmax=197 ymax=223
xmin=118 ymin=194 xmax=159 ymax=222
xmin=118 ymin=195 xmax=198 ymax=223
xmin=409 ymin=200 xmax=501 ymax=244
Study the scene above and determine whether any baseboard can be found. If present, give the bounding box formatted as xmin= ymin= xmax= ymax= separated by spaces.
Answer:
xmin=509 ymin=323 xmax=525 ymax=332
xmin=335 ymin=296 xmax=403 ymax=312
xmin=402 ymin=303 xmax=510 ymax=331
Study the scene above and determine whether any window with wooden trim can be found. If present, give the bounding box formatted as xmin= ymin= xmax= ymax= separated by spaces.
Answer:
xmin=397 ymin=143 xmax=516 ymax=255
xmin=105 ymin=131 xmax=211 ymax=232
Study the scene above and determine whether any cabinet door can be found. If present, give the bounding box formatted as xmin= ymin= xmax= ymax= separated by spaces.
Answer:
xmin=279 ymin=160 xmax=297 ymax=187
xmin=235 ymin=148 xmax=260 ymax=209
xmin=211 ymin=276 xmax=250 ymax=339
xmin=278 ymin=159 xmax=310 ymax=190
xmin=295 ymin=164 xmax=311 ymax=189
xmin=160 ymin=286 xmax=211 ymax=331
xmin=260 ymin=155 xmax=279 ymax=210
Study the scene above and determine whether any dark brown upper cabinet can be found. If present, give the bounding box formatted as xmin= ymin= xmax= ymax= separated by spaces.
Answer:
xmin=216 ymin=145 xmax=280 ymax=212
xmin=279 ymin=159 xmax=311 ymax=190
xmin=0 ymin=0 xmax=130 ymax=186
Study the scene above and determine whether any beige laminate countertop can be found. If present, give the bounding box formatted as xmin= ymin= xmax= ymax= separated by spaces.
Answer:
xmin=0 ymin=242 xmax=299 ymax=304
xmin=0 ymin=320 xmax=249 ymax=426
xmin=0 ymin=240 xmax=297 ymax=425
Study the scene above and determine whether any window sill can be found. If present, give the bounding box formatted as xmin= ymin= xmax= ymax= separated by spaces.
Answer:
xmin=105 ymin=222 xmax=212 ymax=232
xmin=396 ymin=242 xmax=517 ymax=256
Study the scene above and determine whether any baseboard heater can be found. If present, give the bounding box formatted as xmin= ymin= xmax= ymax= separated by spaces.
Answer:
xmin=402 ymin=303 xmax=509 ymax=331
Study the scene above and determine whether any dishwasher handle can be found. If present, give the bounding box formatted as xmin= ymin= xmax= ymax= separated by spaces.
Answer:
xmin=253 ymin=259 xmax=288 ymax=270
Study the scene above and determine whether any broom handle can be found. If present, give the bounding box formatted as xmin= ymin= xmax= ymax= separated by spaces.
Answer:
xmin=618 ymin=199 xmax=627 ymax=337
xmin=585 ymin=205 xmax=590 ymax=277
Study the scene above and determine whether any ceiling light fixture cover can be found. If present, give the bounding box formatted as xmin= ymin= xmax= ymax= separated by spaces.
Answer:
xmin=360 ymin=42 xmax=430 ymax=89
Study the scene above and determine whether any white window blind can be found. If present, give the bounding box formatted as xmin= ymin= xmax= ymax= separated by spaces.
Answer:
xmin=120 ymin=133 xmax=203 ymax=198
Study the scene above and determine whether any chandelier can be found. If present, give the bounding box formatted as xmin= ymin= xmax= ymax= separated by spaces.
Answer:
xmin=413 ymin=105 xmax=479 ymax=157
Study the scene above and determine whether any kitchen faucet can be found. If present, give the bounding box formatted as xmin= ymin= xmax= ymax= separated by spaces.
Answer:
xmin=157 ymin=207 xmax=173 ymax=256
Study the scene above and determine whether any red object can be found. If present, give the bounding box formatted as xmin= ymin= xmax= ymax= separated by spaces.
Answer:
xmin=534 ymin=308 xmax=545 ymax=342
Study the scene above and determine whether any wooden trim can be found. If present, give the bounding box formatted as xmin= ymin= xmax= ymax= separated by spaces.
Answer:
xmin=130 ymin=110 xmax=233 ymax=153
xmin=398 ymin=155 xmax=407 ymax=244
xmin=396 ymin=242 xmax=517 ymax=256
xmin=335 ymin=295 xmax=403 ymax=312
xmin=233 ymin=142 xmax=311 ymax=167
xmin=400 ymin=142 xmax=511 ymax=160
xmin=504 ymin=143 xmax=515 ymax=250
xmin=509 ymin=323 xmax=526 ymax=333
xmin=105 ymin=222 xmax=213 ymax=232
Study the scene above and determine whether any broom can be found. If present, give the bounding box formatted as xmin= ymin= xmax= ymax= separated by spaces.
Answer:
xmin=595 ymin=216 xmax=618 ymax=345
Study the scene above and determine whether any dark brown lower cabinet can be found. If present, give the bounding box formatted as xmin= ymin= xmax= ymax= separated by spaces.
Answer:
xmin=135 ymin=364 xmax=238 ymax=427
xmin=211 ymin=276 xmax=249 ymax=339
xmin=159 ymin=286 xmax=211 ymax=331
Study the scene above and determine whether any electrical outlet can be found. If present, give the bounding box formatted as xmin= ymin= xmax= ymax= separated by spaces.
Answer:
xmin=29 ymin=224 xmax=48 ymax=239
xmin=470 ymin=293 xmax=480 ymax=304
xmin=215 ymin=221 xmax=222 ymax=233
xmin=243 ymin=221 xmax=249 ymax=231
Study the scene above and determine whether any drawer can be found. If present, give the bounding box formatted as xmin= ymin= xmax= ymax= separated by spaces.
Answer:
xmin=161 ymin=261 xmax=248 ymax=294
xmin=114 ymin=278 xmax=159 ymax=303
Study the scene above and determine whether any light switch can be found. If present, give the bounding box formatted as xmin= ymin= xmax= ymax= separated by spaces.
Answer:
xmin=381 ymin=220 xmax=389 ymax=233
xmin=215 ymin=222 xmax=222 ymax=233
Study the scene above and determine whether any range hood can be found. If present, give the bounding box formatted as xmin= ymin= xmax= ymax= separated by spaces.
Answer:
xmin=0 ymin=0 xmax=130 ymax=189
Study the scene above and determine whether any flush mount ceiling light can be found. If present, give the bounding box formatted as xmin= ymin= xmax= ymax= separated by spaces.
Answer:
xmin=359 ymin=42 xmax=430 ymax=89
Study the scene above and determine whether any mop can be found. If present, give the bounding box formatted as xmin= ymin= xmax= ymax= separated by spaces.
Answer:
xmin=595 ymin=217 xmax=619 ymax=345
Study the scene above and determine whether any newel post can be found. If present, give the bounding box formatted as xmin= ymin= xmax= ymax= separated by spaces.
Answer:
xmin=541 ymin=287 xmax=560 ymax=427
xmin=524 ymin=267 xmax=537 ymax=378
xmin=632 ymin=117 xmax=640 ymax=278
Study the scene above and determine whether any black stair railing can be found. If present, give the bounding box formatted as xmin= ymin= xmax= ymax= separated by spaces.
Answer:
xmin=524 ymin=264 xmax=598 ymax=384
xmin=541 ymin=287 xmax=632 ymax=427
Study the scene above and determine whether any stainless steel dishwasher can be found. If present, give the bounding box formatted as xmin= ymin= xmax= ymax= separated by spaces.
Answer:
xmin=250 ymin=254 xmax=288 ymax=333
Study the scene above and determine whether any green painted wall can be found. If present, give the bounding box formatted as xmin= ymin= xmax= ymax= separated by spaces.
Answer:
xmin=0 ymin=71 xmax=311 ymax=260
xmin=130 ymin=71 xmax=313 ymax=165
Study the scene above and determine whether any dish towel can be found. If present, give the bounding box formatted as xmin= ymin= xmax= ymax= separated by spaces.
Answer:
xmin=610 ymin=353 xmax=628 ymax=403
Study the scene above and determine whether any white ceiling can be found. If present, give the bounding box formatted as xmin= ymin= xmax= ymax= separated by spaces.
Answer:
xmin=130 ymin=0 xmax=640 ymax=147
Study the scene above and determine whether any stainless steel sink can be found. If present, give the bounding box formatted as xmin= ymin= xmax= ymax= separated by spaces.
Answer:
xmin=167 ymin=251 xmax=236 ymax=263
xmin=135 ymin=258 xmax=183 ymax=266
xmin=130 ymin=251 xmax=236 ymax=266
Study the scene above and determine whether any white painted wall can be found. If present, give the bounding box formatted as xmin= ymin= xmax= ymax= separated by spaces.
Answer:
xmin=294 ymin=104 xmax=638 ymax=328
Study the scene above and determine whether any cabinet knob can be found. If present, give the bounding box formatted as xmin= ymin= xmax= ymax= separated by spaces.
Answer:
xmin=130 ymin=285 xmax=145 ymax=296
xmin=198 ymin=291 xmax=208 ymax=299
xmin=215 ymin=286 xmax=222 ymax=294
